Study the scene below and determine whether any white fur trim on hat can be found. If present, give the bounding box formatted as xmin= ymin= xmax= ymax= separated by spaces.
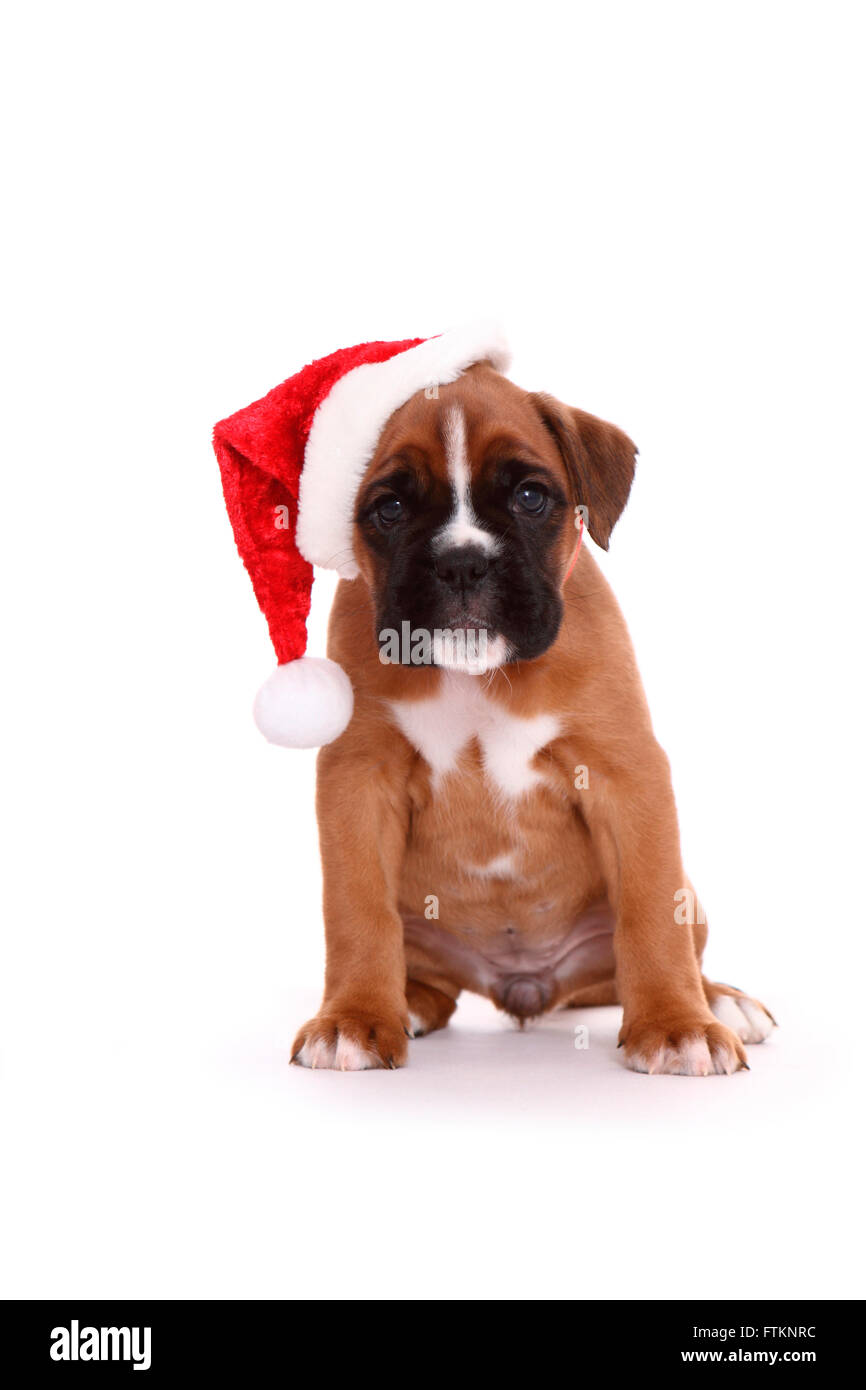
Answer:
xmin=296 ymin=320 xmax=511 ymax=578
xmin=253 ymin=657 xmax=354 ymax=749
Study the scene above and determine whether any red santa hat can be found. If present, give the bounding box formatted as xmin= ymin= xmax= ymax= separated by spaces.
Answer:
xmin=213 ymin=321 xmax=511 ymax=748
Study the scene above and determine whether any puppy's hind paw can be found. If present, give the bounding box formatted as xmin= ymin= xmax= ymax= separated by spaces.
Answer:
xmin=707 ymin=986 xmax=776 ymax=1045
xmin=404 ymin=979 xmax=458 ymax=1038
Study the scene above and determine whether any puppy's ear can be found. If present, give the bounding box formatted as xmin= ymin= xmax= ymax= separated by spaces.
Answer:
xmin=530 ymin=393 xmax=638 ymax=550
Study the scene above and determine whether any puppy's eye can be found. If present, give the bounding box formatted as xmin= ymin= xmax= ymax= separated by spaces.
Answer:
xmin=514 ymin=483 xmax=548 ymax=515
xmin=375 ymin=495 xmax=404 ymax=526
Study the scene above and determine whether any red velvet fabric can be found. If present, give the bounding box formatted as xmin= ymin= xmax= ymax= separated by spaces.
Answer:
xmin=213 ymin=337 xmax=423 ymax=664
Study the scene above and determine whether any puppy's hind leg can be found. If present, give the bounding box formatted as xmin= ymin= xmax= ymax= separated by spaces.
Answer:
xmin=560 ymin=978 xmax=620 ymax=1008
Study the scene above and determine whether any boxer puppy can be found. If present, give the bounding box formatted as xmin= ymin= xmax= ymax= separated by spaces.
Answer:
xmin=292 ymin=363 xmax=774 ymax=1074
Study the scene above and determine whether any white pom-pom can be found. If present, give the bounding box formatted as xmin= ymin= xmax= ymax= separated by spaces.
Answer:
xmin=253 ymin=658 xmax=354 ymax=749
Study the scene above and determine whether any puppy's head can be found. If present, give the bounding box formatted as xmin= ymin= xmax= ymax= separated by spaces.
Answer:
xmin=352 ymin=364 xmax=637 ymax=670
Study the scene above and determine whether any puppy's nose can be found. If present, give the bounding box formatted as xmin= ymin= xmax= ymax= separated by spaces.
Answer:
xmin=434 ymin=545 xmax=489 ymax=590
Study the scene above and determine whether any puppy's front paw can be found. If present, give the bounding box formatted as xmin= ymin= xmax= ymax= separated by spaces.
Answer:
xmin=620 ymin=1017 xmax=748 ymax=1076
xmin=291 ymin=1007 xmax=409 ymax=1072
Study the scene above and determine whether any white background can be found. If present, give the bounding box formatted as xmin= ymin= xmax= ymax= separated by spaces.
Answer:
xmin=2 ymin=1 xmax=864 ymax=1301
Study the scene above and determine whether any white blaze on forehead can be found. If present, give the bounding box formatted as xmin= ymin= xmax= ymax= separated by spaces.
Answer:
xmin=296 ymin=321 xmax=511 ymax=579
xmin=433 ymin=406 xmax=501 ymax=555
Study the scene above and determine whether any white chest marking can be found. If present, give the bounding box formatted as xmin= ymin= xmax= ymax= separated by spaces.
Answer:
xmin=389 ymin=673 xmax=561 ymax=798
xmin=467 ymin=852 xmax=519 ymax=879
xmin=433 ymin=406 xmax=500 ymax=556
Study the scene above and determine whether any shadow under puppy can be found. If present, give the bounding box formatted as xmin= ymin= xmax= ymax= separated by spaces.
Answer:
xmin=214 ymin=325 xmax=774 ymax=1076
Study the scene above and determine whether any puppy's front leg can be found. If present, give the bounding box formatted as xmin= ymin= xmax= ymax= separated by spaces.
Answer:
xmin=582 ymin=743 xmax=747 ymax=1076
xmin=292 ymin=740 xmax=411 ymax=1071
